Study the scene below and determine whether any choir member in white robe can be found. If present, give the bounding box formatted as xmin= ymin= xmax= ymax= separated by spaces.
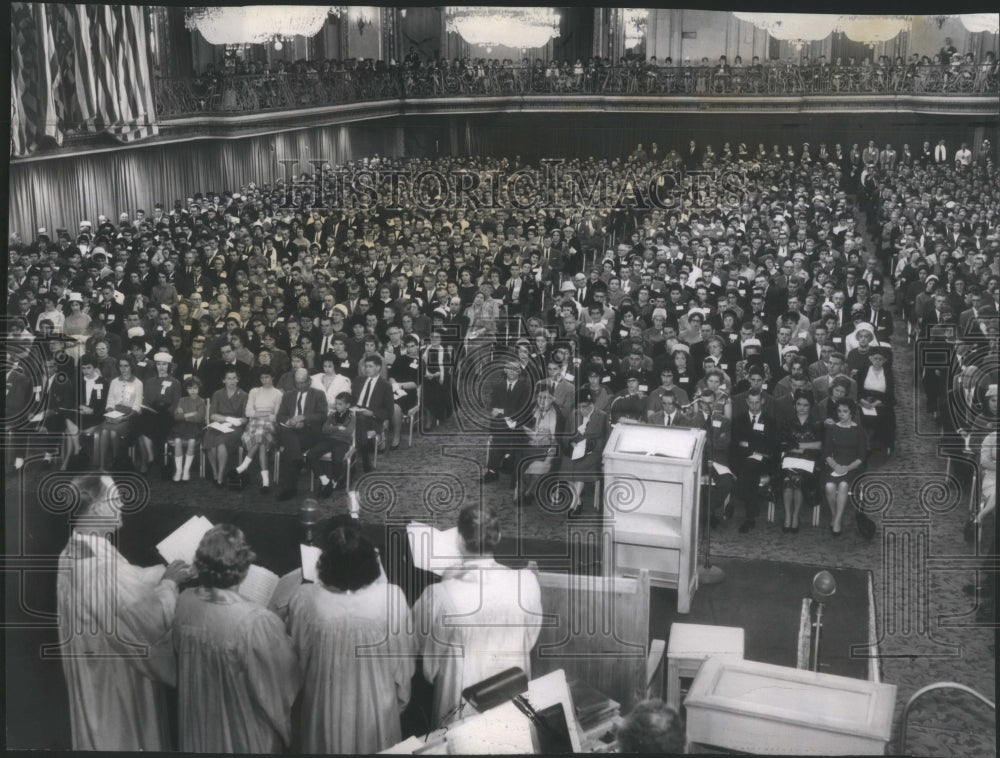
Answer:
xmin=172 ymin=524 xmax=300 ymax=753
xmin=56 ymin=475 xmax=194 ymax=751
xmin=287 ymin=525 xmax=416 ymax=753
xmin=412 ymin=504 xmax=543 ymax=726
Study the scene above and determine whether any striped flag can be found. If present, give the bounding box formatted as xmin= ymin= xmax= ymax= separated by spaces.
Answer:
xmin=11 ymin=2 xmax=158 ymax=157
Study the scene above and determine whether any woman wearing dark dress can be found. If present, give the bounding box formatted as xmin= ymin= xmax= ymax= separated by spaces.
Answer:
xmin=822 ymin=399 xmax=871 ymax=538
xmin=779 ymin=390 xmax=824 ymax=533
xmin=202 ymin=368 xmax=248 ymax=486
xmin=421 ymin=330 xmax=452 ymax=426
xmin=855 ymin=347 xmax=896 ymax=455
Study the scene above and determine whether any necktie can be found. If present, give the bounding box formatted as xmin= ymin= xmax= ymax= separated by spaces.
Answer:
xmin=665 ymin=414 xmax=672 ymax=426
xmin=360 ymin=378 xmax=373 ymax=408
xmin=508 ymin=382 xmax=515 ymax=392
xmin=751 ymin=414 xmax=758 ymax=426
xmin=194 ymin=358 xmax=200 ymax=371
xmin=296 ymin=392 xmax=305 ymax=416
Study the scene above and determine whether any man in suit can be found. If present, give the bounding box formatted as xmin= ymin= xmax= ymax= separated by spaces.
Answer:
xmin=561 ymin=387 xmax=610 ymax=516
xmin=866 ymin=290 xmax=894 ymax=344
xmin=275 ymin=368 xmax=329 ymax=500
xmin=648 ymin=388 xmax=687 ymax=428
xmin=212 ymin=342 xmax=251 ymax=394
xmin=730 ymin=389 xmax=778 ymax=533
xmin=732 ymin=363 xmax=776 ymax=416
xmin=352 ymin=354 xmax=395 ymax=472
xmin=811 ymin=352 xmax=857 ymax=401
xmin=176 ymin=335 xmax=216 ymax=397
xmin=959 ymin=288 xmax=986 ymax=338
xmin=483 ymin=360 xmax=533 ymax=485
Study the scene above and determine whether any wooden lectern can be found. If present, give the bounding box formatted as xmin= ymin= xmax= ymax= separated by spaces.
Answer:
xmin=601 ymin=422 xmax=705 ymax=613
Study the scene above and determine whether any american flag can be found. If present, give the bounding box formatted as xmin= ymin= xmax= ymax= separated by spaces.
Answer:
xmin=10 ymin=2 xmax=159 ymax=158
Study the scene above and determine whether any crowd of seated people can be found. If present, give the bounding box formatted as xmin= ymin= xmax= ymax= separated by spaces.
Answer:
xmin=162 ymin=40 xmax=998 ymax=115
xmin=5 ymin=132 xmax=999 ymax=543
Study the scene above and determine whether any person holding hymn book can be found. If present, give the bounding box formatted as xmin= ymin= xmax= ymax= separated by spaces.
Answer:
xmin=171 ymin=376 xmax=206 ymax=482
xmin=413 ymin=504 xmax=542 ymax=727
xmin=172 ymin=524 xmax=300 ymax=753
xmin=286 ymin=525 xmax=415 ymax=753
xmin=57 ymin=475 xmax=195 ymax=750
xmin=202 ymin=367 xmax=248 ymax=487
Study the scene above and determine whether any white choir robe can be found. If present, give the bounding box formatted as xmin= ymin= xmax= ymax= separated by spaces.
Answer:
xmin=287 ymin=580 xmax=416 ymax=753
xmin=172 ymin=587 xmax=300 ymax=753
xmin=413 ymin=559 xmax=543 ymax=725
xmin=56 ymin=532 xmax=179 ymax=751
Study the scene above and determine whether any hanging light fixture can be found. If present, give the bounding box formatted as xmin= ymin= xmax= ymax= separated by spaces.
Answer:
xmin=348 ymin=6 xmax=377 ymax=35
xmin=184 ymin=6 xmax=343 ymax=47
xmin=837 ymin=15 xmax=911 ymax=45
xmin=445 ymin=7 xmax=561 ymax=51
xmin=957 ymin=13 xmax=999 ymax=34
xmin=734 ymin=13 xmax=916 ymax=47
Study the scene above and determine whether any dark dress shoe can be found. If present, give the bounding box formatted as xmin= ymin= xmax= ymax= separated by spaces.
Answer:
xmin=317 ymin=482 xmax=334 ymax=499
xmin=739 ymin=520 xmax=755 ymax=533
xmin=723 ymin=502 xmax=735 ymax=519
xmin=390 ymin=443 xmax=400 ymax=451
xmin=482 ymin=471 xmax=499 ymax=484
xmin=276 ymin=488 xmax=297 ymax=502
xmin=790 ymin=526 xmax=800 ymax=534
xmin=782 ymin=526 xmax=791 ymax=533
xmin=259 ymin=485 xmax=270 ymax=495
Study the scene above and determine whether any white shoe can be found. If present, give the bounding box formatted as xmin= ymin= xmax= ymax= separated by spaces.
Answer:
xmin=182 ymin=470 xmax=191 ymax=481
xmin=173 ymin=470 xmax=182 ymax=482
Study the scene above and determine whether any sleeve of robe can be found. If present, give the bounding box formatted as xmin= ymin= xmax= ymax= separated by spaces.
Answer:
xmin=117 ymin=576 xmax=181 ymax=686
xmin=242 ymin=610 xmax=301 ymax=748
xmin=388 ymin=584 xmax=417 ymax=712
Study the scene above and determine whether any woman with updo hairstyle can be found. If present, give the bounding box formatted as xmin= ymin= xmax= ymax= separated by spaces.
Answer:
xmin=287 ymin=526 xmax=414 ymax=753
xmin=822 ymin=399 xmax=872 ymax=538
xmin=172 ymin=524 xmax=299 ymax=753
xmin=779 ymin=389 xmax=824 ymax=533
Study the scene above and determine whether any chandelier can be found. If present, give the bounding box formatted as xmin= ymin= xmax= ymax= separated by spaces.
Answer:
xmin=733 ymin=13 xmax=912 ymax=46
xmin=445 ymin=7 xmax=561 ymax=52
xmin=184 ymin=6 xmax=343 ymax=46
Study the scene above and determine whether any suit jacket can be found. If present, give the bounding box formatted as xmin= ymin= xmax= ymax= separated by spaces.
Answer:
xmin=488 ymin=376 xmax=533 ymax=429
xmin=276 ymin=386 xmax=328 ymax=433
xmin=352 ymin=375 xmax=395 ymax=425
xmin=76 ymin=373 xmax=110 ymax=425
xmin=684 ymin=409 xmax=732 ymax=466
xmin=730 ymin=407 xmax=779 ymax=471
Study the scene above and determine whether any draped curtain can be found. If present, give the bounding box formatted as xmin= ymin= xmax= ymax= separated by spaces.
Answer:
xmin=8 ymin=121 xmax=400 ymax=236
xmin=10 ymin=3 xmax=159 ymax=158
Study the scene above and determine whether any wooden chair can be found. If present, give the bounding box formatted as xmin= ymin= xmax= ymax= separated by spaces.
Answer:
xmin=530 ymin=568 xmax=664 ymax=715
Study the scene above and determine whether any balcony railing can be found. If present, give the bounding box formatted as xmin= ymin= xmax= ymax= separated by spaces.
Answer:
xmin=154 ymin=63 xmax=999 ymax=119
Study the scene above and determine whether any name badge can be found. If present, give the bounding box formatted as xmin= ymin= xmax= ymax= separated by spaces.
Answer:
xmin=639 ymin=384 xmax=648 ymax=392
xmin=679 ymin=376 xmax=689 ymax=383
xmin=602 ymin=376 xmax=611 ymax=383
xmin=729 ymin=334 xmax=738 ymax=341
xmin=739 ymin=440 xmax=749 ymax=447
xmin=410 ymin=360 xmax=419 ymax=369
xmin=712 ymin=419 xmax=722 ymax=428
xmin=832 ymin=336 xmax=843 ymax=343
xmin=798 ymin=331 xmax=808 ymax=339
xmin=720 ymin=363 xmax=729 ymax=370
xmin=565 ymin=374 xmax=575 ymax=382
xmin=161 ymin=381 xmax=171 ymax=394
xmin=753 ymin=422 xmax=765 ymax=432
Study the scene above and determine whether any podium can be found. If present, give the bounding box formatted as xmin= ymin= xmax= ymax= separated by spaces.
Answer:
xmin=684 ymin=658 xmax=897 ymax=755
xmin=602 ymin=423 xmax=705 ymax=613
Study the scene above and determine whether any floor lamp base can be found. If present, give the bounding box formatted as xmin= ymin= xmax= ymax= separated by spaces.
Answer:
xmin=698 ymin=564 xmax=726 ymax=585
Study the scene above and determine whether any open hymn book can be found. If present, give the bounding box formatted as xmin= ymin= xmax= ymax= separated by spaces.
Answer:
xmin=155 ymin=515 xmax=319 ymax=609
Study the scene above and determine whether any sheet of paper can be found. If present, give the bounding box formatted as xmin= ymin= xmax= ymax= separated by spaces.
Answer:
xmin=29 ymin=412 xmax=45 ymax=423
xmin=406 ymin=522 xmax=462 ymax=576
xmin=446 ymin=701 xmax=534 ymax=755
xmin=571 ymin=439 xmax=587 ymax=460
xmin=237 ymin=564 xmax=280 ymax=607
xmin=207 ymin=421 xmax=235 ymax=433
xmin=782 ymin=456 xmax=816 ymax=473
xmin=748 ymin=452 xmax=764 ymax=462
xmin=711 ymin=461 xmax=733 ymax=476
xmin=104 ymin=409 xmax=125 ymax=420
xmin=300 ymin=543 xmax=322 ymax=582
xmin=861 ymin=405 xmax=878 ymax=416
xmin=156 ymin=515 xmax=214 ymax=564
xmin=393 ymin=386 xmax=408 ymax=400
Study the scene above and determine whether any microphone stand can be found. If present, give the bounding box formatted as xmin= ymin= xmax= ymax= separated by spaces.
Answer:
xmin=698 ymin=411 xmax=725 ymax=585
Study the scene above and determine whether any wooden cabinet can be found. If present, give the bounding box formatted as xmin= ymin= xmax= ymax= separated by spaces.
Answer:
xmin=601 ymin=422 xmax=705 ymax=613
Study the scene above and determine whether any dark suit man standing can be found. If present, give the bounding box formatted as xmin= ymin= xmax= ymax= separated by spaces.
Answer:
xmin=730 ymin=390 xmax=778 ymax=533
xmin=483 ymin=360 xmax=533 ymax=485
xmin=275 ymin=368 xmax=328 ymax=500
xmin=352 ymin=354 xmax=395 ymax=472
xmin=684 ymin=388 xmax=734 ymax=526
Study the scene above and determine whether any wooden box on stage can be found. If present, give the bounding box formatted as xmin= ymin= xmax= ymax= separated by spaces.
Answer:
xmin=601 ymin=423 xmax=705 ymax=613
xmin=684 ymin=658 xmax=897 ymax=755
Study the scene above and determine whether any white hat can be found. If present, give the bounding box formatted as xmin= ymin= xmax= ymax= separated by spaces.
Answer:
xmin=652 ymin=308 xmax=668 ymax=320
xmin=79 ymin=220 xmax=92 ymax=229
xmin=67 ymin=292 xmax=83 ymax=303
xmin=742 ymin=338 xmax=762 ymax=351
xmin=560 ymin=280 xmax=576 ymax=292
xmin=37 ymin=227 xmax=47 ymax=236
xmin=127 ymin=326 xmax=146 ymax=338
xmin=153 ymin=352 xmax=173 ymax=363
